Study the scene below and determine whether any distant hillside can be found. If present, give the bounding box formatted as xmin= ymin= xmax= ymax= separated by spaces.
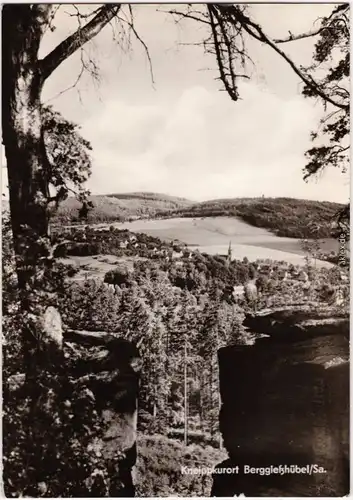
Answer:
xmin=52 ymin=192 xmax=194 ymax=224
xmin=164 ymin=197 xmax=344 ymax=239
xmin=3 ymin=194 xmax=345 ymax=240
xmin=108 ymin=192 xmax=191 ymax=203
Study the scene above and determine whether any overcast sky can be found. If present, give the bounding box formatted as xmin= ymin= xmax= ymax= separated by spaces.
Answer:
xmin=3 ymin=3 xmax=350 ymax=203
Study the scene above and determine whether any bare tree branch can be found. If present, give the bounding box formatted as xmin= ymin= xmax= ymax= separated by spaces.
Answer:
xmin=274 ymin=5 xmax=349 ymax=43
xmin=43 ymin=64 xmax=85 ymax=104
xmin=116 ymin=6 xmax=155 ymax=86
xmin=216 ymin=5 xmax=348 ymax=111
xmin=274 ymin=26 xmax=323 ymax=44
xmin=170 ymin=4 xmax=348 ymax=112
xmin=208 ymin=5 xmax=238 ymax=101
xmin=42 ymin=5 xmax=61 ymax=35
xmin=39 ymin=4 xmax=121 ymax=82
xmin=64 ymin=6 xmax=103 ymax=20
xmin=166 ymin=8 xmax=211 ymax=26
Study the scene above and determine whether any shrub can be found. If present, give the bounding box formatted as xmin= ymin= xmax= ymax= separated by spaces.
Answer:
xmin=136 ymin=434 xmax=227 ymax=497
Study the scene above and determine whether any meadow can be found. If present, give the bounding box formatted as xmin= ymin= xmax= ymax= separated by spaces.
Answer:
xmin=111 ymin=217 xmax=335 ymax=268
xmin=3 ymin=207 xmax=348 ymax=497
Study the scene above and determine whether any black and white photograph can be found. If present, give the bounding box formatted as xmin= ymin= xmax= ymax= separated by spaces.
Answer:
xmin=2 ymin=2 xmax=350 ymax=497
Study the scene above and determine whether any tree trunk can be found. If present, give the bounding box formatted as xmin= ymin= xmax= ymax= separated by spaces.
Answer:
xmin=218 ymin=382 xmax=222 ymax=450
xmin=2 ymin=5 xmax=140 ymax=495
xmin=184 ymin=336 xmax=188 ymax=446
xmin=153 ymin=384 xmax=157 ymax=419
xmin=2 ymin=6 xmax=60 ymax=374
xmin=210 ymin=355 xmax=214 ymax=439
xmin=199 ymin=369 xmax=204 ymax=433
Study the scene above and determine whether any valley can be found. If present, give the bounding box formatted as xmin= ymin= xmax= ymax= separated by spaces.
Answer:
xmin=60 ymin=216 xmax=337 ymax=268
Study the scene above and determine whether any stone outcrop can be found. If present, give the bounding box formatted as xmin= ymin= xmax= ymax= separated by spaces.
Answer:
xmin=212 ymin=308 xmax=349 ymax=497
xmin=66 ymin=330 xmax=141 ymax=497
xmin=6 ymin=330 xmax=140 ymax=497
xmin=243 ymin=305 xmax=349 ymax=341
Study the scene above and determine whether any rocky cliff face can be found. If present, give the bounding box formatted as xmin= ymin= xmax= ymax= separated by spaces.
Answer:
xmin=243 ymin=305 xmax=349 ymax=342
xmin=65 ymin=332 xmax=141 ymax=497
xmin=212 ymin=307 xmax=349 ymax=497
xmin=5 ymin=327 xmax=141 ymax=497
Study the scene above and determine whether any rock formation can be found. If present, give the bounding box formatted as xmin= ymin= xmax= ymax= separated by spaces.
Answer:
xmin=5 ymin=328 xmax=140 ymax=497
xmin=65 ymin=330 xmax=141 ymax=496
xmin=212 ymin=307 xmax=349 ymax=497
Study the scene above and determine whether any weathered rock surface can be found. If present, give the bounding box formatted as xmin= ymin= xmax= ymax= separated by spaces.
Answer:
xmin=212 ymin=308 xmax=349 ymax=497
xmin=244 ymin=305 xmax=349 ymax=341
xmin=5 ymin=330 xmax=140 ymax=497
xmin=66 ymin=332 xmax=141 ymax=497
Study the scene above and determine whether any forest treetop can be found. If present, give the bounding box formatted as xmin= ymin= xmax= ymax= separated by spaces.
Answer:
xmin=2 ymin=3 xmax=349 ymax=331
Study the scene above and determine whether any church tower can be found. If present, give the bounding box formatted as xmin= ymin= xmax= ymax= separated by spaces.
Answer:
xmin=227 ymin=241 xmax=232 ymax=265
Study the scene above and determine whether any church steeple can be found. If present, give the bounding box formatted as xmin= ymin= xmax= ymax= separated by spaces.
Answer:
xmin=227 ymin=241 xmax=232 ymax=264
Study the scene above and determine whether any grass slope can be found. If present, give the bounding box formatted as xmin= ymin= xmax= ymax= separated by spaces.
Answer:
xmin=168 ymin=197 xmax=343 ymax=239
xmin=112 ymin=217 xmax=335 ymax=267
xmin=6 ymin=192 xmax=344 ymax=240
xmin=53 ymin=192 xmax=194 ymax=224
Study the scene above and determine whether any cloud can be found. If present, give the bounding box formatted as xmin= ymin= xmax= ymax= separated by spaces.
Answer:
xmin=1 ymin=81 xmax=348 ymax=204
xmin=81 ymin=80 xmax=348 ymax=202
xmin=2 ymin=5 xmax=348 ymax=205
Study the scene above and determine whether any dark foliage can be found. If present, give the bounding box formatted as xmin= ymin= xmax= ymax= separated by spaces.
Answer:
xmin=165 ymin=197 xmax=343 ymax=239
xmin=301 ymin=4 xmax=349 ymax=179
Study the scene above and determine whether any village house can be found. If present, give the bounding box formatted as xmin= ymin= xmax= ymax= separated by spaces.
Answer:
xmin=232 ymin=285 xmax=245 ymax=300
xmin=172 ymin=250 xmax=184 ymax=259
xmin=258 ymin=264 xmax=271 ymax=275
xmin=297 ymin=270 xmax=309 ymax=282
xmin=277 ymin=269 xmax=288 ymax=281
xmin=340 ymin=272 xmax=349 ymax=282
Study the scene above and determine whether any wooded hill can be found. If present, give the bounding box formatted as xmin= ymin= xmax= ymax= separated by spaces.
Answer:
xmin=50 ymin=193 xmax=344 ymax=239
xmin=164 ymin=197 xmax=344 ymax=239
xmin=52 ymin=192 xmax=194 ymax=224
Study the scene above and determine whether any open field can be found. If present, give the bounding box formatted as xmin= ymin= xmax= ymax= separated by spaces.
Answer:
xmin=59 ymin=254 xmax=147 ymax=281
xmin=172 ymin=197 xmax=343 ymax=239
xmin=112 ymin=217 xmax=335 ymax=268
xmin=39 ymin=193 xmax=344 ymax=239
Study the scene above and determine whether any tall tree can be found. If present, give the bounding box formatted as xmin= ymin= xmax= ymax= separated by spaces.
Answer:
xmin=4 ymin=4 xmax=349 ymax=495
xmin=3 ymin=3 xmax=349 ymax=373
xmin=2 ymin=7 xmax=124 ymax=493
xmin=42 ymin=106 xmax=93 ymax=210
xmin=298 ymin=5 xmax=349 ymax=180
xmin=2 ymin=4 xmax=122 ymax=369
